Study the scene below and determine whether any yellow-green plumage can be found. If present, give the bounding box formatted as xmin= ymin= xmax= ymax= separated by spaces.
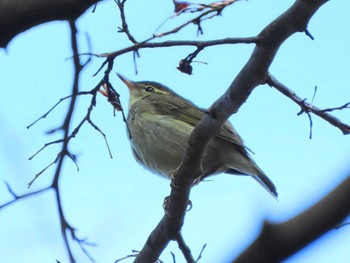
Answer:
xmin=119 ymin=75 xmax=277 ymax=198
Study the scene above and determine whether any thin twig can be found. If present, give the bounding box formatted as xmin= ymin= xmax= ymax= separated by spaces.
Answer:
xmin=28 ymin=83 xmax=112 ymax=164
xmin=116 ymin=0 xmax=137 ymax=43
xmin=26 ymin=91 xmax=92 ymax=129
xmin=170 ymin=251 xmax=176 ymax=263
xmin=153 ymin=0 xmax=238 ymax=39
xmin=176 ymin=233 xmax=195 ymax=263
xmin=95 ymin=0 xmax=248 ymax=64
xmin=0 ymin=183 xmax=50 ymax=210
xmin=88 ymin=119 xmax=113 ymax=158
xmin=114 ymin=252 xmax=138 ymax=263
xmin=5 ymin=181 xmax=18 ymax=198
xmin=305 ymin=28 xmax=315 ymax=40
xmin=69 ymin=227 xmax=97 ymax=262
xmin=195 ymin=244 xmax=207 ymax=262
xmin=320 ymin=101 xmax=350 ymax=113
xmin=311 ymin=86 xmax=317 ymax=104
xmin=28 ymin=153 xmax=61 ymax=188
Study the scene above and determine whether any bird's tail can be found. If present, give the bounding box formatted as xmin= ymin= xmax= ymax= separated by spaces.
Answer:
xmin=252 ymin=172 xmax=278 ymax=199
xmin=226 ymin=169 xmax=278 ymax=199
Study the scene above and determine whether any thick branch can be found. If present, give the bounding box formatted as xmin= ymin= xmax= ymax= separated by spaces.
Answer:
xmin=232 ymin=174 xmax=350 ymax=263
xmin=0 ymin=0 xmax=98 ymax=48
xmin=134 ymin=0 xmax=328 ymax=262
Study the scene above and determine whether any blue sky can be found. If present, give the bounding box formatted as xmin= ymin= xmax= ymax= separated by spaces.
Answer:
xmin=1 ymin=0 xmax=350 ymax=262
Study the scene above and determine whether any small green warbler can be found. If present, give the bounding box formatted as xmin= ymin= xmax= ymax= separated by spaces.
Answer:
xmin=103 ymin=74 xmax=277 ymax=198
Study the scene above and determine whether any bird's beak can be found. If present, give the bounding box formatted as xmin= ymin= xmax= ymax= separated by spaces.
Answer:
xmin=116 ymin=73 xmax=136 ymax=91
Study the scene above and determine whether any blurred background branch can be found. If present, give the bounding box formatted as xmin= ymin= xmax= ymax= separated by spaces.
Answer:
xmin=233 ymin=173 xmax=350 ymax=263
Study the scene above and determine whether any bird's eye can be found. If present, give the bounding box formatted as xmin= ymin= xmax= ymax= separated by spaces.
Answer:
xmin=144 ymin=86 xmax=154 ymax=92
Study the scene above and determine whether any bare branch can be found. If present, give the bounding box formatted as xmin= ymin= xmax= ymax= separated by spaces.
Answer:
xmin=86 ymin=0 xmax=247 ymax=77
xmin=98 ymin=37 xmax=258 ymax=59
xmin=115 ymin=251 xmax=139 ymax=263
xmin=48 ymin=19 xmax=84 ymax=263
xmin=92 ymin=37 xmax=258 ymax=75
xmin=320 ymin=101 xmax=350 ymax=113
xmin=154 ymin=0 xmax=238 ymax=38
xmin=28 ymin=82 xmax=114 ymax=165
xmin=266 ymin=73 xmax=350 ymax=135
xmin=69 ymin=227 xmax=97 ymax=262
xmin=195 ymin=244 xmax=207 ymax=263
xmin=28 ymin=153 xmax=61 ymax=188
xmin=116 ymin=0 xmax=138 ymax=43
xmin=6 ymin=17 xmax=124 ymax=263
xmin=0 ymin=183 xmax=50 ymax=210
xmin=88 ymin=118 xmax=113 ymax=159
xmin=5 ymin=181 xmax=18 ymax=198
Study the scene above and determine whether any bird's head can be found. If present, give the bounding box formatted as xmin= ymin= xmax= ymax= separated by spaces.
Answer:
xmin=116 ymin=73 xmax=177 ymax=108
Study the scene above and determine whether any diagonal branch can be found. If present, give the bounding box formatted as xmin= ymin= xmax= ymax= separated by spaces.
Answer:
xmin=266 ymin=73 xmax=350 ymax=135
xmin=134 ymin=0 xmax=328 ymax=262
xmin=232 ymin=173 xmax=350 ymax=263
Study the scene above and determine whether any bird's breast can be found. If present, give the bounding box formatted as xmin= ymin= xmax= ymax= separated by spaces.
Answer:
xmin=127 ymin=112 xmax=193 ymax=177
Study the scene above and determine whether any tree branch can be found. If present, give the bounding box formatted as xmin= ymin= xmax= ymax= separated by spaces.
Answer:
xmin=3 ymin=19 xmax=116 ymax=262
xmin=0 ymin=0 xmax=99 ymax=48
xmin=266 ymin=73 xmax=350 ymax=135
xmin=48 ymin=19 xmax=84 ymax=263
xmin=93 ymin=37 xmax=258 ymax=75
xmin=134 ymin=0 xmax=328 ymax=262
xmin=232 ymin=173 xmax=350 ymax=263
xmin=116 ymin=0 xmax=138 ymax=44
xmin=0 ymin=183 xmax=50 ymax=210
xmin=98 ymin=37 xmax=258 ymax=58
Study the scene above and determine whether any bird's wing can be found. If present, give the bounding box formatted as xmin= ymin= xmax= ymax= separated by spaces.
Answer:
xmin=155 ymin=96 xmax=245 ymax=148
xmin=155 ymin=95 xmax=278 ymax=198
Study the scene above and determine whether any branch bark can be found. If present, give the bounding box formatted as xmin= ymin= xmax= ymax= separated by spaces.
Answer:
xmin=134 ymin=0 xmax=328 ymax=262
xmin=0 ymin=0 xmax=98 ymax=48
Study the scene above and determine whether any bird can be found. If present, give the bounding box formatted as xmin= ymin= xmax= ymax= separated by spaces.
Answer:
xmin=107 ymin=74 xmax=277 ymax=198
